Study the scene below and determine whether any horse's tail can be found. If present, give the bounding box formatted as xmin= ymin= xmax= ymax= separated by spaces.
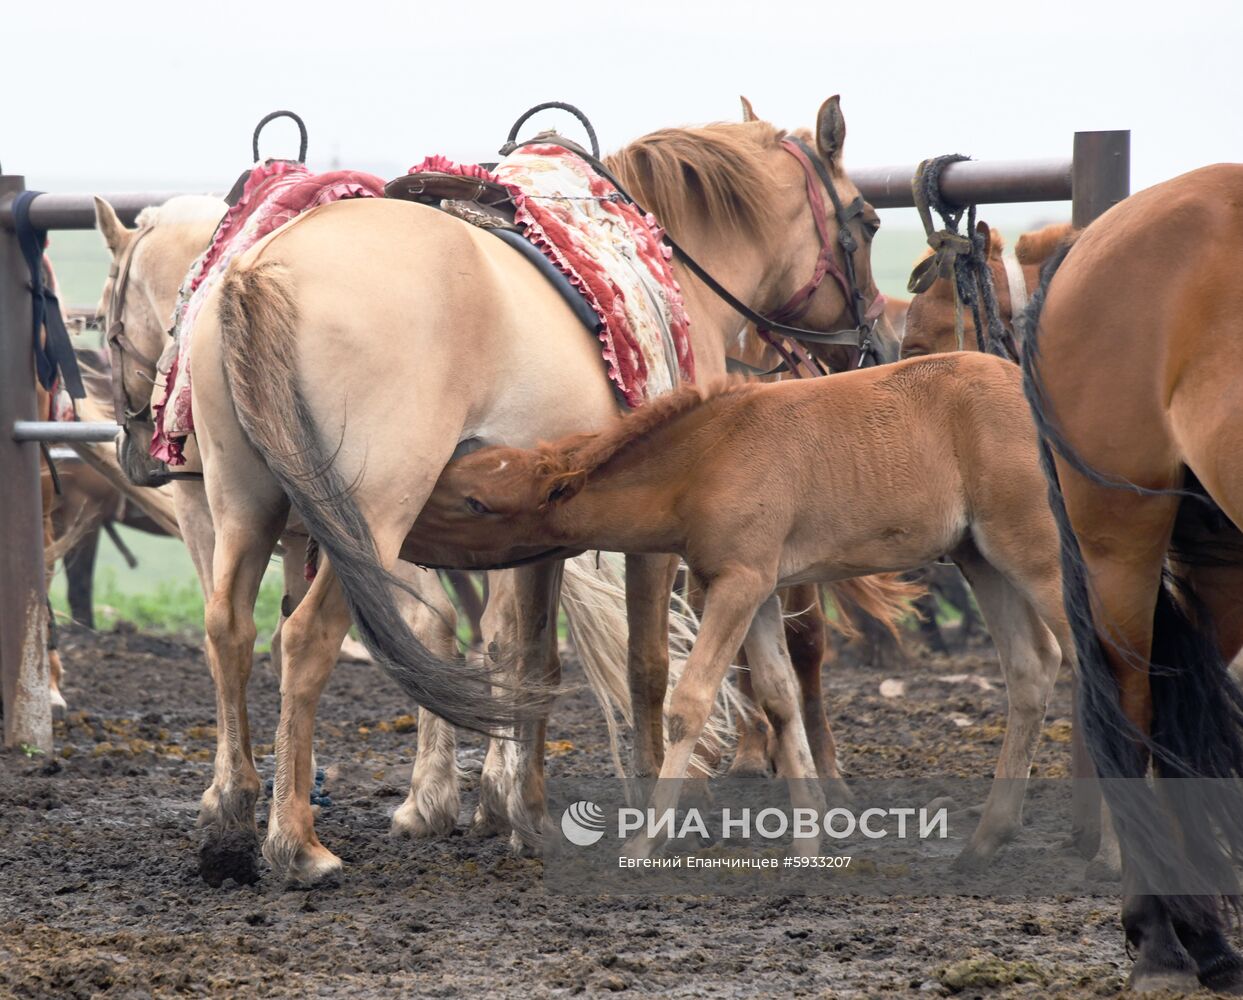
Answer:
xmin=216 ymin=260 xmax=537 ymax=735
xmin=828 ymin=573 xmax=923 ymax=639
xmin=1021 ymin=244 xmax=1243 ymax=917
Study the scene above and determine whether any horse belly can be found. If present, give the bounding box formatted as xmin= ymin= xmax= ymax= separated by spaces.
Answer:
xmin=775 ymin=493 xmax=966 ymax=587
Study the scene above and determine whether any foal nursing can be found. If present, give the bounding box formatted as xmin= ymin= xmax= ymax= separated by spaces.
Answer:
xmin=421 ymin=352 xmax=1069 ymax=865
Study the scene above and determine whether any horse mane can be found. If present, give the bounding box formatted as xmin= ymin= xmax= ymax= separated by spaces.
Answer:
xmin=536 ymin=378 xmax=759 ymax=487
xmin=604 ymin=121 xmax=787 ymax=242
xmin=134 ymin=195 xmax=227 ymax=230
xmin=1015 ymin=221 xmax=1078 ymax=266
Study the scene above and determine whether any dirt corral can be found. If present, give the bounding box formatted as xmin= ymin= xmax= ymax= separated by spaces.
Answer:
xmin=0 ymin=624 xmax=1134 ymax=998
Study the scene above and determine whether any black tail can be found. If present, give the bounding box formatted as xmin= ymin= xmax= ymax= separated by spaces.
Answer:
xmin=217 ymin=261 xmax=540 ymax=735
xmin=1021 ymin=244 xmax=1243 ymax=920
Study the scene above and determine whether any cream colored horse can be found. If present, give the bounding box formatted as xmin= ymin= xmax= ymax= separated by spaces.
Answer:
xmin=188 ymin=98 xmax=893 ymax=885
xmin=90 ymin=194 xmax=744 ymax=882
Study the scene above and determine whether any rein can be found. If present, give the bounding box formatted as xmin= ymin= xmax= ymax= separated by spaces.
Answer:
xmin=504 ymin=128 xmax=884 ymax=374
xmin=906 ymin=155 xmax=1018 ymax=361
xmin=104 ymin=225 xmax=161 ymax=430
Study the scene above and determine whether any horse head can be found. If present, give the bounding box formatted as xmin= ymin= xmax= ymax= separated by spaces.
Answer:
xmin=93 ymin=195 xmax=225 ymax=483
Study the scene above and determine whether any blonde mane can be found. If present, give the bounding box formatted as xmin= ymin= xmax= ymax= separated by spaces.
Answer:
xmin=605 ymin=121 xmax=787 ymax=242
xmin=537 ymin=379 xmax=760 ymax=487
xmin=134 ymin=195 xmax=227 ymax=230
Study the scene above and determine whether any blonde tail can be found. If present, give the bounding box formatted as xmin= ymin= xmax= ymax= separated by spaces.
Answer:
xmin=560 ymin=552 xmax=741 ymax=777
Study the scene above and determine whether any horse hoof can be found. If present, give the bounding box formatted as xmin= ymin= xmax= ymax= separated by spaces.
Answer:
xmin=1198 ymin=952 xmax=1243 ymax=995
xmin=391 ymin=797 xmax=456 ymax=840
xmin=198 ymin=828 xmax=261 ymax=887
xmin=727 ymin=761 xmax=771 ymax=779
xmin=1084 ymin=856 xmax=1122 ymax=883
xmin=951 ymin=849 xmax=989 ymax=874
xmin=282 ymin=844 xmax=343 ymax=889
xmin=469 ymin=812 xmax=508 ymax=838
xmin=1127 ymin=967 xmax=1200 ymax=994
xmin=509 ymin=830 xmax=543 ymax=858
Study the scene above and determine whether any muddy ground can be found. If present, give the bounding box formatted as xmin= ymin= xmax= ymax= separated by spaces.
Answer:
xmin=0 ymin=622 xmax=1151 ymax=998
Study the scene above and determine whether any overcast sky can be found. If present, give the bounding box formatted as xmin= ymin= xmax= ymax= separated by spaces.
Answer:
xmin=4 ymin=0 xmax=1239 ymax=227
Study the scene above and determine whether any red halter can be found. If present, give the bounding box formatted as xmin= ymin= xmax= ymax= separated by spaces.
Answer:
xmin=755 ymin=138 xmax=886 ymax=378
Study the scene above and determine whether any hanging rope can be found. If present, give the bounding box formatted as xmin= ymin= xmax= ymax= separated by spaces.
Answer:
xmin=906 ymin=155 xmax=1017 ymax=361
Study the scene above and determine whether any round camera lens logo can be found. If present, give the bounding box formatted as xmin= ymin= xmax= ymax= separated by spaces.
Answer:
xmin=561 ymin=800 xmax=606 ymax=846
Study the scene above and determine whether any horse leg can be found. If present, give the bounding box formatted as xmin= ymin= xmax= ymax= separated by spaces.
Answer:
xmin=198 ymin=509 xmax=284 ymax=887
xmin=782 ymin=583 xmax=847 ymax=800
xmin=391 ymin=565 xmax=462 ymax=839
xmin=504 ymin=561 xmax=565 ymax=855
xmin=625 ymin=553 xmax=679 ymax=778
xmin=64 ymin=523 xmax=100 ymax=628
xmin=262 ymin=559 xmax=354 ymax=885
xmin=951 ymin=552 xmax=1060 ymax=869
xmin=1161 ymin=560 xmax=1243 ymax=991
xmin=624 ymin=568 xmax=768 ymax=859
xmin=471 ymin=570 xmax=516 ymax=837
xmin=269 ymin=533 xmax=310 ymax=679
xmin=727 ymin=661 xmax=773 ymax=777
xmin=742 ymin=595 xmax=826 ymax=856
xmin=1067 ymin=486 xmax=1199 ymax=992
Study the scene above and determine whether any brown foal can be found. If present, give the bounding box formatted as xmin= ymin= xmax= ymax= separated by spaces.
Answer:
xmin=419 ymin=352 xmax=1071 ymax=866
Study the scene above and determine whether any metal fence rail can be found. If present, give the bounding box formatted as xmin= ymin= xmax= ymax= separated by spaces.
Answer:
xmin=0 ymin=129 xmax=1130 ymax=752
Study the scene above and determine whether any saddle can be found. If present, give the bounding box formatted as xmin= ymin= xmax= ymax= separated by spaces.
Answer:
xmin=384 ymin=171 xmax=518 ymax=230
xmin=384 ymin=131 xmax=595 ymax=232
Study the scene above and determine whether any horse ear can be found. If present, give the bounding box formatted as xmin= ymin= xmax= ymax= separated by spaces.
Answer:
xmin=815 ymin=96 xmax=846 ymax=168
xmin=740 ymin=95 xmax=759 ymax=122
xmin=94 ymin=196 xmax=133 ymax=256
xmin=976 ymin=221 xmax=993 ymax=259
xmin=544 ymin=470 xmax=585 ymax=507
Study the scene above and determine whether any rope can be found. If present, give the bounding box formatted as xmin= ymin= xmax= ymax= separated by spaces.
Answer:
xmin=906 ymin=155 xmax=1017 ymax=361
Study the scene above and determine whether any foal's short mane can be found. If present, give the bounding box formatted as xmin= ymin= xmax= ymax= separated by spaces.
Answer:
xmin=605 ymin=121 xmax=787 ymax=242
xmin=537 ymin=379 xmax=759 ymax=485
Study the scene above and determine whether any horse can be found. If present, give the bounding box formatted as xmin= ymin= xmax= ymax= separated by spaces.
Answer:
xmin=185 ymin=97 xmax=907 ymax=885
xmin=88 ymin=185 xmax=810 ymax=882
xmin=1022 ymin=163 xmax=1243 ymax=994
xmin=902 ymin=222 xmax=1073 ymax=358
xmin=420 ymin=351 xmax=1073 ymax=866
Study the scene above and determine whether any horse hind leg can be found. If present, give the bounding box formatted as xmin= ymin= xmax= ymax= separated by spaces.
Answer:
xmin=783 ymin=584 xmax=850 ymax=803
xmin=198 ymin=511 xmax=284 ymax=888
xmin=470 ymin=569 xmax=516 ymax=838
xmin=741 ymin=595 xmax=827 ymax=856
xmin=726 ymin=663 xmax=773 ymax=777
xmin=950 ymin=552 xmax=1060 ymax=870
xmin=503 ymin=561 xmax=565 ymax=856
xmin=263 ymin=560 xmax=353 ymax=886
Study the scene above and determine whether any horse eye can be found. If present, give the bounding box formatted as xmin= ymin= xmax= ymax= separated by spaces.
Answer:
xmin=464 ymin=497 xmax=491 ymax=516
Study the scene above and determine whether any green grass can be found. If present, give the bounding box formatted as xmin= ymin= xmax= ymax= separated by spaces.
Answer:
xmin=49 ymin=527 xmax=285 ymax=647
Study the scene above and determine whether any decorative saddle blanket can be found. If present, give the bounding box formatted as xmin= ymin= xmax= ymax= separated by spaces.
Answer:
xmin=152 ymin=161 xmax=386 ymax=464
xmin=154 ymin=145 xmax=694 ymax=465
xmin=405 ymin=145 xmax=694 ymax=406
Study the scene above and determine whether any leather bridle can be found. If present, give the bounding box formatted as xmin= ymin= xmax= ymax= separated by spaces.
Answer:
xmin=103 ymin=226 xmax=161 ymax=430
xmin=752 ymin=137 xmax=886 ymax=377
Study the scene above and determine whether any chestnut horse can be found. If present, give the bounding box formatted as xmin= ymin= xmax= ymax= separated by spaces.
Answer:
xmin=189 ymin=99 xmax=902 ymax=885
xmin=1023 ymin=163 xmax=1243 ymax=994
xmin=902 ymin=223 xmax=1073 ymax=358
xmin=421 ymin=352 xmax=1071 ymax=867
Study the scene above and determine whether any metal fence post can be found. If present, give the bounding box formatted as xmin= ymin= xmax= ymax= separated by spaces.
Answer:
xmin=0 ymin=175 xmax=52 ymax=752
xmin=1072 ymin=131 xmax=1131 ymax=228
